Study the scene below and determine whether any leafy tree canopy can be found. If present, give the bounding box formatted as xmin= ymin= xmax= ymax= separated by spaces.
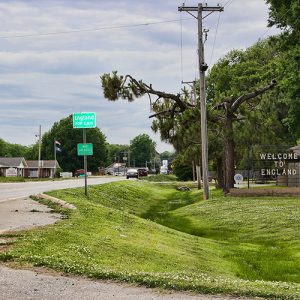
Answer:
xmin=172 ymin=154 xmax=193 ymax=181
xmin=0 ymin=138 xmax=31 ymax=158
xmin=129 ymin=134 xmax=156 ymax=168
xmin=266 ymin=0 xmax=300 ymax=33
xmin=101 ymin=36 xmax=296 ymax=190
xmin=106 ymin=144 xmax=129 ymax=166
xmin=160 ymin=150 xmax=176 ymax=162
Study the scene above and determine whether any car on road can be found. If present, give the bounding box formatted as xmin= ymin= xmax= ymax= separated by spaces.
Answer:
xmin=126 ymin=168 xmax=139 ymax=179
xmin=114 ymin=171 xmax=125 ymax=176
xmin=137 ymin=168 xmax=148 ymax=177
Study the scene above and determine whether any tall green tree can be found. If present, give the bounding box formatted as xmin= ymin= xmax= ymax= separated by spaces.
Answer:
xmin=265 ymin=0 xmax=300 ymax=137
xmin=41 ymin=115 xmax=107 ymax=173
xmin=0 ymin=138 xmax=30 ymax=158
xmin=106 ymin=144 xmax=129 ymax=166
xmin=266 ymin=0 xmax=300 ymax=34
xmin=101 ymin=46 xmax=277 ymax=191
xmin=130 ymin=134 xmax=156 ymax=168
xmin=0 ymin=138 xmax=7 ymax=157
xmin=160 ymin=150 xmax=176 ymax=162
xmin=172 ymin=154 xmax=193 ymax=181
xmin=24 ymin=143 xmax=39 ymax=160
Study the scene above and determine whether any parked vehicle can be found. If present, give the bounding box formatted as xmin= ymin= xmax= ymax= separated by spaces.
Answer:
xmin=126 ymin=168 xmax=139 ymax=179
xmin=137 ymin=168 xmax=148 ymax=177
xmin=75 ymin=169 xmax=85 ymax=177
xmin=114 ymin=171 xmax=125 ymax=176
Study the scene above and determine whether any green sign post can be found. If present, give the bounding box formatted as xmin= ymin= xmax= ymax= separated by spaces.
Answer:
xmin=73 ymin=112 xmax=96 ymax=196
xmin=73 ymin=112 xmax=96 ymax=128
xmin=77 ymin=143 xmax=93 ymax=156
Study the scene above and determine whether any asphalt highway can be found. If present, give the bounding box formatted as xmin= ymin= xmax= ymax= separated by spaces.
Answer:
xmin=0 ymin=176 xmax=124 ymax=203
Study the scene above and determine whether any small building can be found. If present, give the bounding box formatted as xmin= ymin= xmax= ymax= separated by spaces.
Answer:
xmin=25 ymin=160 xmax=60 ymax=178
xmin=0 ymin=157 xmax=27 ymax=177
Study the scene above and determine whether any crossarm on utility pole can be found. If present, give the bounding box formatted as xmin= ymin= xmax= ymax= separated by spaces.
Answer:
xmin=178 ymin=6 xmax=224 ymax=12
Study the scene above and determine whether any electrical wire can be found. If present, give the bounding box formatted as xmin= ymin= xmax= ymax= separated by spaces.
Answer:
xmin=0 ymin=17 xmax=192 ymax=40
xmin=207 ymin=0 xmax=234 ymax=67
xmin=258 ymin=5 xmax=293 ymax=40
xmin=209 ymin=11 xmax=221 ymax=66
xmin=180 ymin=11 xmax=184 ymax=83
xmin=223 ymin=0 xmax=234 ymax=7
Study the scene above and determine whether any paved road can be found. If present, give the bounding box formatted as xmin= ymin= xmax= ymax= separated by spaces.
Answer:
xmin=0 ymin=176 xmax=124 ymax=203
xmin=0 ymin=176 xmax=125 ymax=233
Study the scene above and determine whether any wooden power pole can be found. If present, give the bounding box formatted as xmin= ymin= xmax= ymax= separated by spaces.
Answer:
xmin=36 ymin=125 xmax=42 ymax=178
xmin=178 ymin=3 xmax=223 ymax=200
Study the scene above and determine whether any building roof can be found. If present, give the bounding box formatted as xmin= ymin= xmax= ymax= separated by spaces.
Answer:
xmin=26 ymin=160 xmax=59 ymax=169
xmin=0 ymin=157 xmax=27 ymax=168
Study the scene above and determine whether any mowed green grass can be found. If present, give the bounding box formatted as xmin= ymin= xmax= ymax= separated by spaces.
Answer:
xmin=151 ymin=189 xmax=300 ymax=283
xmin=1 ymin=181 xmax=300 ymax=299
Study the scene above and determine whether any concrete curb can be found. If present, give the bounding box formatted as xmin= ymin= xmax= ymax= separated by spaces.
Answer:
xmin=37 ymin=194 xmax=77 ymax=210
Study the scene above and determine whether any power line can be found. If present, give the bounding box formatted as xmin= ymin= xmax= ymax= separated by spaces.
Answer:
xmin=180 ymin=10 xmax=184 ymax=82
xmin=223 ymin=0 xmax=235 ymax=7
xmin=258 ymin=5 xmax=293 ymax=40
xmin=209 ymin=11 xmax=221 ymax=66
xmin=207 ymin=0 xmax=234 ymax=67
xmin=0 ymin=17 xmax=192 ymax=40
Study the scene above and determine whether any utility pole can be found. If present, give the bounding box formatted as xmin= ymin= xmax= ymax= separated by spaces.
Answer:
xmin=179 ymin=3 xmax=223 ymax=200
xmin=35 ymin=125 xmax=42 ymax=178
xmin=54 ymin=140 xmax=56 ymax=178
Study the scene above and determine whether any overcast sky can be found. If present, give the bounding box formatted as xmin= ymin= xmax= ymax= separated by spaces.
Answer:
xmin=0 ymin=0 xmax=280 ymax=153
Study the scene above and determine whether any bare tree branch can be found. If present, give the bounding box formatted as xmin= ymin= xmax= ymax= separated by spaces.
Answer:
xmin=123 ymin=74 xmax=189 ymax=111
xmin=149 ymin=109 xmax=177 ymax=119
xmin=231 ymin=80 xmax=277 ymax=112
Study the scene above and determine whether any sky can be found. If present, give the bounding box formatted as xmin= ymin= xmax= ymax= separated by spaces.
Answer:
xmin=0 ymin=0 xmax=281 ymax=153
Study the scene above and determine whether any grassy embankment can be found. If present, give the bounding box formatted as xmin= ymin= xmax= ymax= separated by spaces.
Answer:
xmin=0 ymin=181 xmax=299 ymax=299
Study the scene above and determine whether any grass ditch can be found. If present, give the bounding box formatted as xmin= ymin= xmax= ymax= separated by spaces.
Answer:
xmin=0 ymin=181 xmax=299 ymax=299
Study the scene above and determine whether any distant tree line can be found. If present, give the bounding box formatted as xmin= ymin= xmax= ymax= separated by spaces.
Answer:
xmin=0 ymin=138 xmax=38 ymax=160
xmin=0 ymin=115 xmax=173 ymax=173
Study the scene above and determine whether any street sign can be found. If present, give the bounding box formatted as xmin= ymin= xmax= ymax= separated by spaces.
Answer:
xmin=234 ymin=173 xmax=243 ymax=184
xmin=77 ymin=143 xmax=93 ymax=156
xmin=73 ymin=112 xmax=96 ymax=128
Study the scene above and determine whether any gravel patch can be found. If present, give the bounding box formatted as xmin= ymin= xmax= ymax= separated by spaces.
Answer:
xmin=0 ymin=266 xmax=256 ymax=300
xmin=0 ymin=197 xmax=61 ymax=234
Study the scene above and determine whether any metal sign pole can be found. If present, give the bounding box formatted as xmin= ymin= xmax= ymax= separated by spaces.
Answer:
xmin=83 ymin=128 xmax=88 ymax=196
xmin=73 ymin=112 xmax=96 ymax=196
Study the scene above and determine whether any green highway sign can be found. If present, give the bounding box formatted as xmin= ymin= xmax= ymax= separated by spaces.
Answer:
xmin=77 ymin=143 xmax=93 ymax=156
xmin=73 ymin=112 xmax=96 ymax=128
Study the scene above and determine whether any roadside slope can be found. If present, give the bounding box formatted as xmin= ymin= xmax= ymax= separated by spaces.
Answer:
xmin=1 ymin=181 xmax=299 ymax=299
